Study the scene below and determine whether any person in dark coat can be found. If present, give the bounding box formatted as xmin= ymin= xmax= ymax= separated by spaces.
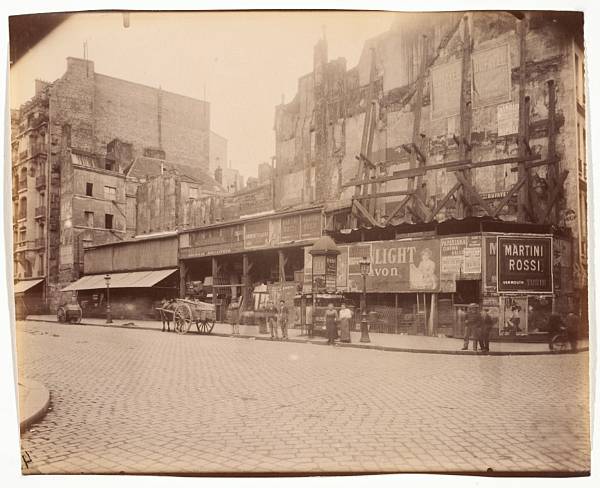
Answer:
xmin=266 ymin=300 xmax=278 ymax=339
xmin=462 ymin=303 xmax=480 ymax=351
xmin=547 ymin=312 xmax=565 ymax=350
xmin=479 ymin=308 xmax=494 ymax=352
xmin=566 ymin=310 xmax=579 ymax=352
xmin=277 ymin=299 xmax=289 ymax=340
xmin=324 ymin=303 xmax=339 ymax=345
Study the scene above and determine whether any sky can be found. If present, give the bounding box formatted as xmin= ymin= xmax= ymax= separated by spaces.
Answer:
xmin=9 ymin=11 xmax=396 ymax=179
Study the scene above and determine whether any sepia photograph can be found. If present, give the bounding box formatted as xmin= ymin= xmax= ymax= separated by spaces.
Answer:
xmin=3 ymin=2 xmax=593 ymax=479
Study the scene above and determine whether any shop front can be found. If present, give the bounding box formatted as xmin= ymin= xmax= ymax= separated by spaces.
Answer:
xmin=178 ymin=207 xmax=323 ymax=324
xmin=321 ymin=222 xmax=571 ymax=340
xmin=13 ymin=278 xmax=45 ymax=319
xmin=68 ymin=235 xmax=180 ymax=320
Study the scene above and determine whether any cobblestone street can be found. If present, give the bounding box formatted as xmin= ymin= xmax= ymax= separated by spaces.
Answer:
xmin=16 ymin=320 xmax=590 ymax=475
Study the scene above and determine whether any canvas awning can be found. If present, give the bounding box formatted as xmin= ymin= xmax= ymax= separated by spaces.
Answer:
xmin=61 ymin=269 xmax=177 ymax=292
xmin=13 ymin=279 xmax=44 ymax=294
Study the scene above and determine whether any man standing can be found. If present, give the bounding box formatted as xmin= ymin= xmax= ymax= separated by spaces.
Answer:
xmin=462 ymin=303 xmax=480 ymax=351
xmin=566 ymin=310 xmax=579 ymax=352
xmin=278 ymin=299 xmax=289 ymax=340
xmin=266 ymin=300 xmax=278 ymax=339
xmin=479 ymin=308 xmax=493 ymax=352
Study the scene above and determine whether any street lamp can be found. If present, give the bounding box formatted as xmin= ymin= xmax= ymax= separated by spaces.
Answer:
xmin=104 ymin=274 xmax=113 ymax=324
xmin=359 ymin=255 xmax=371 ymax=343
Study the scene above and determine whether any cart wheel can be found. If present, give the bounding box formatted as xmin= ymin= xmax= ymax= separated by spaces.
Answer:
xmin=551 ymin=334 xmax=568 ymax=352
xmin=71 ymin=312 xmax=82 ymax=324
xmin=174 ymin=303 xmax=193 ymax=334
xmin=57 ymin=307 xmax=66 ymax=323
xmin=197 ymin=318 xmax=215 ymax=335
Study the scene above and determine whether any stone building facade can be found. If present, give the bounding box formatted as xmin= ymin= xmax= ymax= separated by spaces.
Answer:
xmin=274 ymin=11 xmax=587 ymax=294
xmin=11 ymin=57 xmax=214 ymax=311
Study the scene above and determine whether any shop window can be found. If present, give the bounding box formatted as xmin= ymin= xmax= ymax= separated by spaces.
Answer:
xmin=105 ymin=214 xmax=113 ymax=230
xmin=104 ymin=186 xmax=116 ymax=201
xmin=85 ymin=211 xmax=94 ymax=228
xmin=86 ymin=182 xmax=93 ymax=196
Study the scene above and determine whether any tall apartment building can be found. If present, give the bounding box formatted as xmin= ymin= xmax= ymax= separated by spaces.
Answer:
xmin=11 ymin=57 xmax=212 ymax=312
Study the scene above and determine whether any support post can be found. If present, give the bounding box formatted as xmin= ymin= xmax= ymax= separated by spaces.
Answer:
xmin=179 ymin=259 xmax=187 ymax=298
xmin=457 ymin=14 xmax=473 ymax=219
xmin=517 ymin=14 xmax=530 ymax=222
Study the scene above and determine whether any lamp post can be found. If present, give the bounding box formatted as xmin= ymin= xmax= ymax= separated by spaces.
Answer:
xmin=359 ymin=255 xmax=371 ymax=343
xmin=104 ymin=274 xmax=112 ymax=324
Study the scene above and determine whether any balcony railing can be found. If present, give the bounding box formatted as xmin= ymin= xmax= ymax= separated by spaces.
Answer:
xmin=34 ymin=206 xmax=46 ymax=219
xmin=18 ymin=178 xmax=28 ymax=190
xmin=35 ymin=176 xmax=46 ymax=190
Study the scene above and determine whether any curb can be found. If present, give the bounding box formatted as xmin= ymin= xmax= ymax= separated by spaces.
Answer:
xmin=19 ymin=379 xmax=51 ymax=433
xmin=24 ymin=318 xmax=588 ymax=357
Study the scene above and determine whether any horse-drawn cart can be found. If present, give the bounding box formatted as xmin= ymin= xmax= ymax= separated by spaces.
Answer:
xmin=157 ymin=298 xmax=216 ymax=335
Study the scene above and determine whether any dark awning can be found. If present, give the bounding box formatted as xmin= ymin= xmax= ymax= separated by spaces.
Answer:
xmin=13 ymin=279 xmax=44 ymax=294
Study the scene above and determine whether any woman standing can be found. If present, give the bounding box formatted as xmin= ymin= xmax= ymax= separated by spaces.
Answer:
xmin=338 ymin=303 xmax=353 ymax=343
xmin=324 ymin=303 xmax=339 ymax=345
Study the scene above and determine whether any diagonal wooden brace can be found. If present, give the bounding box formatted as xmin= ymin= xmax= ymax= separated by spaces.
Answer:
xmin=383 ymin=194 xmax=412 ymax=226
xmin=490 ymin=175 xmax=528 ymax=218
xmin=454 ymin=172 xmax=493 ymax=216
xmin=353 ymin=199 xmax=383 ymax=228
xmin=427 ymin=182 xmax=461 ymax=222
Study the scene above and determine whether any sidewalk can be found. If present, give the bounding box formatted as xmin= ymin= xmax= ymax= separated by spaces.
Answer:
xmin=19 ymin=378 xmax=51 ymax=433
xmin=25 ymin=315 xmax=588 ymax=356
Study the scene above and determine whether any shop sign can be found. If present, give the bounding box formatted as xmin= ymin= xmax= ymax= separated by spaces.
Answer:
xmin=244 ymin=220 xmax=270 ymax=249
xmin=280 ymin=215 xmax=301 ymax=242
xmin=348 ymin=239 xmax=441 ymax=293
xmin=300 ymin=212 xmax=322 ymax=240
xmin=497 ymin=236 xmax=553 ymax=293
xmin=180 ymin=224 xmax=244 ymax=258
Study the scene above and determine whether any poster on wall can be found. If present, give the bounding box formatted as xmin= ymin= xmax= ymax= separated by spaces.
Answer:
xmin=431 ymin=60 xmax=462 ymax=120
xmin=472 ymin=44 xmax=511 ymax=108
xmin=440 ymin=236 xmax=482 ymax=278
xmin=484 ymin=236 xmax=498 ymax=290
xmin=497 ymin=236 xmax=553 ymax=293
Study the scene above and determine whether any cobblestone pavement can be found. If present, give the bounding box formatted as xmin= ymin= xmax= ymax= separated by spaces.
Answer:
xmin=16 ymin=320 xmax=590 ymax=475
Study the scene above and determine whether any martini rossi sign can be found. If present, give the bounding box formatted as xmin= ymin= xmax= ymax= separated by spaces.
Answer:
xmin=497 ymin=236 xmax=553 ymax=293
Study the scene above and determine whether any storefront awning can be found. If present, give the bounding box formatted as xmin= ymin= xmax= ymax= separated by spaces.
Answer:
xmin=13 ymin=279 xmax=44 ymax=294
xmin=62 ymin=269 xmax=177 ymax=292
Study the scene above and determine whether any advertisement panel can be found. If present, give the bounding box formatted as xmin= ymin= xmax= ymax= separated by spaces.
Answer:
xmin=300 ymin=212 xmax=322 ymax=240
xmin=348 ymin=239 xmax=441 ymax=293
xmin=497 ymin=236 xmax=553 ymax=293
xmin=280 ymin=215 xmax=301 ymax=242
xmin=244 ymin=220 xmax=270 ymax=249
xmin=440 ymin=235 xmax=482 ymax=278
xmin=484 ymin=236 xmax=498 ymax=290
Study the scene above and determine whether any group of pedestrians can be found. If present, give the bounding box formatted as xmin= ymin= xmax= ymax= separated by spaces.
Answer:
xmin=462 ymin=303 xmax=494 ymax=353
xmin=324 ymin=303 xmax=353 ymax=345
xmin=265 ymin=299 xmax=289 ymax=340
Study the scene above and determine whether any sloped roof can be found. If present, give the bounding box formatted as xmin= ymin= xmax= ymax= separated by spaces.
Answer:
xmin=127 ymin=156 xmax=225 ymax=194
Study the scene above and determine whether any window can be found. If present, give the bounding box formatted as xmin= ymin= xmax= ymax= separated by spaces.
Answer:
xmin=85 ymin=211 xmax=94 ymax=228
xmin=86 ymin=182 xmax=93 ymax=196
xmin=105 ymin=160 xmax=114 ymax=171
xmin=105 ymin=214 xmax=113 ymax=230
xmin=104 ymin=186 xmax=116 ymax=200
xmin=19 ymin=229 xmax=26 ymax=243
xmin=19 ymin=197 xmax=27 ymax=219
xmin=189 ymin=187 xmax=199 ymax=199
